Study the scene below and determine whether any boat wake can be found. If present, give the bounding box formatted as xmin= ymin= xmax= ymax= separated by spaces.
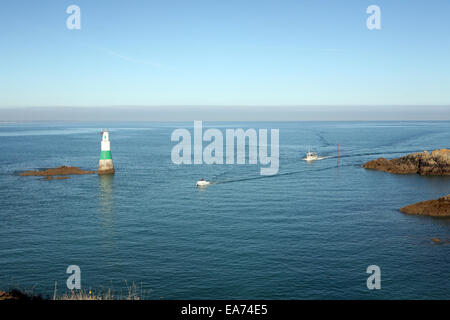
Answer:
xmin=197 ymin=149 xmax=420 ymax=188
xmin=210 ymin=163 xmax=355 ymax=186
xmin=302 ymin=156 xmax=329 ymax=161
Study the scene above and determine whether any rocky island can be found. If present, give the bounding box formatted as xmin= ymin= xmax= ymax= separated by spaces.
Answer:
xmin=362 ymin=149 xmax=450 ymax=175
xmin=20 ymin=166 xmax=95 ymax=179
xmin=400 ymin=195 xmax=450 ymax=217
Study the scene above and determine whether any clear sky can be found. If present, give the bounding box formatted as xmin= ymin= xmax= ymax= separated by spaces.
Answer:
xmin=1 ymin=0 xmax=450 ymax=112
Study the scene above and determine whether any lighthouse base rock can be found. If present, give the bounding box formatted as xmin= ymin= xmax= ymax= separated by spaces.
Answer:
xmin=98 ymin=159 xmax=115 ymax=175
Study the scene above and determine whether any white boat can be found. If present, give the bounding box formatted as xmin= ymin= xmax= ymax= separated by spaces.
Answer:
xmin=304 ymin=151 xmax=319 ymax=161
xmin=196 ymin=179 xmax=210 ymax=187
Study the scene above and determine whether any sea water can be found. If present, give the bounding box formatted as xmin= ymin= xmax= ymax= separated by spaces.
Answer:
xmin=0 ymin=121 xmax=449 ymax=299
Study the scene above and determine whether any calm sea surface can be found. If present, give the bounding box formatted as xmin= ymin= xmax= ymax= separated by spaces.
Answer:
xmin=0 ymin=121 xmax=449 ymax=299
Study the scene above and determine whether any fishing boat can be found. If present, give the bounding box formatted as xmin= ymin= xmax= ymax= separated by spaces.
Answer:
xmin=303 ymin=151 xmax=319 ymax=161
xmin=196 ymin=178 xmax=210 ymax=187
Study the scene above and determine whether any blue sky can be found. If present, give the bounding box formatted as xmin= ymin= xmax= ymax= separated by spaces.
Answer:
xmin=1 ymin=0 xmax=450 ymax=109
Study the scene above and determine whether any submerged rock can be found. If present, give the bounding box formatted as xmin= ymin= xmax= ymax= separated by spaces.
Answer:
xmin=20 ymin=166 xmax=95 ymax=177
xmin=363 ymin=149 xmax=450 ymax=175
xmin=400 ymin=195 xmax=450 ymax=217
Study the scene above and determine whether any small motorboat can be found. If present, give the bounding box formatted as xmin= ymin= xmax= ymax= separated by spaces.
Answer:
xmin=196 ymin=178 xmax=210 ymax=187
xmin=303 ymin=151 xmax=319 ymax=161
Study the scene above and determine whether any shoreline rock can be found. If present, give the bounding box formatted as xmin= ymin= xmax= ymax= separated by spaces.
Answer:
xmin=400 ymin=195 xmax=450 ymax=217
xmin=0 ymin=289 xmax=41 ymax=301
xmin=20 ymin=166 xmax=96 ymax=177
xmin=363 ymin=149 xmax=450 ymax=175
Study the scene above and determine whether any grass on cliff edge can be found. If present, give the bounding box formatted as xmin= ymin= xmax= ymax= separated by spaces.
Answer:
xmin=1 ymin=281 xmax=149 ymax=300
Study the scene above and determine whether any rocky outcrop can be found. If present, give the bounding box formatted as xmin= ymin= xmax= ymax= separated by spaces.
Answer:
xmin=20 ymin=166 xmax=95 ymax=177
xmin=400 ymin=195 xmax=450 ymax=217
xmin=0 ymin=289 xmax=41 ymax=300
xmin=363 ymin=149 xmax=450 ymax=175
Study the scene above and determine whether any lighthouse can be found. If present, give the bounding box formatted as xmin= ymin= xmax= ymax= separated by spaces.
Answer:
xmin=98 ymin=129 xmax=115 ymax=175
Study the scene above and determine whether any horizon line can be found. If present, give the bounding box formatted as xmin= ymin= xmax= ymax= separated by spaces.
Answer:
xmin=1 ymin=105 xmax=450 ymax=109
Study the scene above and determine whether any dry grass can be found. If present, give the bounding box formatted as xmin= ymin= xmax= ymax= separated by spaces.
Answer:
xmin=1 ymin=281 xmax=150 ymax=300
xmin=53 ymin=281 xmax=150 ymax=300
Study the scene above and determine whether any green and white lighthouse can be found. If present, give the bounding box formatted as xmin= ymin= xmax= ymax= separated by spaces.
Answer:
xmin=98 ymin=129 xmax=115 ymax=175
